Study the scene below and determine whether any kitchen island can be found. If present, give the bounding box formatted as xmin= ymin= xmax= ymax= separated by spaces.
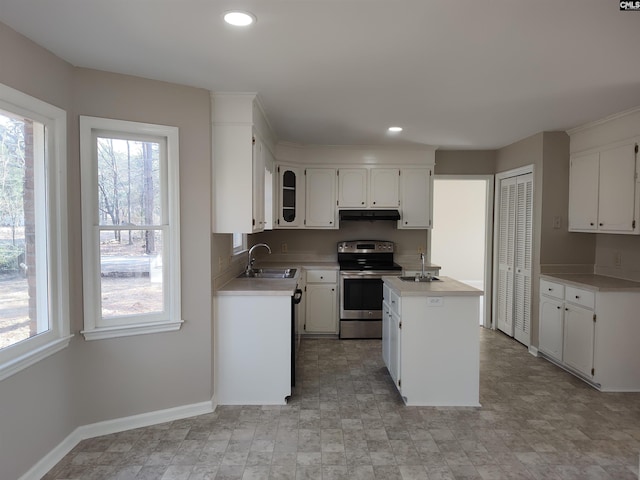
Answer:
xmin=215 ymin=273 xmax=300 ymax=405
xmin=382 ymin=275 xmax=483 ymax=406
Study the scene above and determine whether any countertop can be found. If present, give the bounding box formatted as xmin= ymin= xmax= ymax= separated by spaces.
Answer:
xmin=216 ymin=267 xmax=301 ymax=296
xmin=540 ymin=273 xmax=640 ymax=292
xmin=382 ymin=275 xmax=483 ymax=297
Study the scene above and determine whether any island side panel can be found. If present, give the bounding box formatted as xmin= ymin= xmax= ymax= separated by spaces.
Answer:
xmin=215 ymin=295 xmax=291 ymax=404
xmin=402 ymin=295 xmax=480 ymax=406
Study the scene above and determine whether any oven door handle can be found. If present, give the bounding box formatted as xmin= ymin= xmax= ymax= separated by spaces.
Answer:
xmin=293 ymin=288 xmax=303 ymax=305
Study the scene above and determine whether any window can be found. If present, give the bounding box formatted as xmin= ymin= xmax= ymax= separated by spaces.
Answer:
xmin=80 ymin=117 xmax=182 ymax=340
xmin=0 ymin=83 xmax=70 ymax=381
xmin=232 ymin=233 xmax=246 ymax=256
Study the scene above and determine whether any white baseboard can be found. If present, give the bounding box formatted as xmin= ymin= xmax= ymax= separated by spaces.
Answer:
xmin=528 ymin=345 xmax=539 ymax=357
xmin=19 ymin=399 xmax=216 ymax=480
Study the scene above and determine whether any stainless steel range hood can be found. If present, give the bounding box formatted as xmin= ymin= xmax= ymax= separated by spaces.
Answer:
xmin=339 ymin=209 xmax=401 ymax=221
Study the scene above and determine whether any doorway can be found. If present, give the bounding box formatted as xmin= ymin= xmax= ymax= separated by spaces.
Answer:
xmin=430 ymin=176 xmax=494 ymax=327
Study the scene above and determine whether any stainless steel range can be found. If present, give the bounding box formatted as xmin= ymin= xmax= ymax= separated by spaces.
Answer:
xmin=338 ymin=240 xmax=402 ymax=339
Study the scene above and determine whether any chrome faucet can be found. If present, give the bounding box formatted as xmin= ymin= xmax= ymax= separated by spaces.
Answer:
xmin=246 ymin=243 xmax=272 ymax=276
xmin=420 ymin=252 xmax=425 ymax=278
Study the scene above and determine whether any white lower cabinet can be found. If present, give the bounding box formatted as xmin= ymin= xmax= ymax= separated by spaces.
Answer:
xmin=538 ymin=295 xmax=564 ymax=362
xmin=563 ymin=303 xmax=595 ymax=377
xmin=538 ymin=277 xmax=640 ymax=391
xmin=304 ymin=269 xmax=338 ymax=334
xmin=215 ymin=294 xmax=292 ymax=404
xmin=382 ymin=281 xmax=480 ymax=406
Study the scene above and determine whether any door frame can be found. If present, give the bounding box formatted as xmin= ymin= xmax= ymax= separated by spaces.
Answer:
xmin=428 ymin=174 xmax=494 ymax=329
xmin=492 ymin=165 xmax=534 ymax=336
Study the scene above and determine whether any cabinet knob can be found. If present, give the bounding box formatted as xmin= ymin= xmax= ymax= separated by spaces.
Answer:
xmin=405 ymin=221 xmax=408 ymax=224
xmin=556 ymin=306 xmax=561 ymax=310
xmin=548 ymin=288 xmax=552 ymax=291
xmin=329 ymin=221 xmax=333 ymax=224
xmin=361 ymin=201 xmax=365 ymax=205
xmin=575 ymin=295 xmax=580 ymax=299
xmin=590 ymin=222 xmax=595 ymax=226
xmin=320 ymin=276 xmax=324 ymax=279
xmin=373 ymin=201 xmax=376 ymax=205
xmin=599 ymin=223 xmax=603 ymax=227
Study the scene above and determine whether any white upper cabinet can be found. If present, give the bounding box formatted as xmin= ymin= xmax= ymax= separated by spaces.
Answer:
xmin=569 ymin=142 xmax=638 ymax=234
xmin=337 ymin=167 xmax=399 ymax=208
xmin=277 ymin=165 xmax=304 ymax=228
xmin=398 ymin=167 xmax=433 ymax=229
xmin=337 ymin=168 xmax=367 ymax=207
xmin=212 ymin=93 xmax=275 ymax=233
xmin=305 ymin=168 xmax=337 ymax=228
xmin=370 ymin=168 xmax=400 ymax=207
xmin=568 ymin=107 xmax=640 ymax=235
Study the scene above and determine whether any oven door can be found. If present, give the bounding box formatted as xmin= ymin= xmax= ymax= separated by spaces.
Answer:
xmin=340 ymin=271 xmax=384 ymax=320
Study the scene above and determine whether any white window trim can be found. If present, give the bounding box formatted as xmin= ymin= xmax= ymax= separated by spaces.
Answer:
xmin=0 ymin=83 xmax=71 ymax=382
xmin=232 ymin=233 xmax=247 ymax=256
xmin=79 ymin=116 xmax=182 ymax=340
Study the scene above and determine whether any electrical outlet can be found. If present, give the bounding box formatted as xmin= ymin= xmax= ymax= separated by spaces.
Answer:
xmin=614 ymin=250 xmax=622 ymax=268
xmin=281 ymin=243 xmax=288 ymax=253
xmin=553 ymin=216 xmax=562 ymax=229
xmin=218 ymin=256 xmax=223 ymax=271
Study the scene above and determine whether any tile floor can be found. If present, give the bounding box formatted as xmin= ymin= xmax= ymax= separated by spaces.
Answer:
xmin=43 ymin=328 xmax=640 ymax=479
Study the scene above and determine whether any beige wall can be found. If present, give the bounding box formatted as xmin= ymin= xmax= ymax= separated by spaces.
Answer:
xmin=253 ymin=222 xmax=428 ymax=260
xmin=435 ymin=150 xmax=496 ymax=175
xmin=0 ymin=22 xmax=214 ymax=479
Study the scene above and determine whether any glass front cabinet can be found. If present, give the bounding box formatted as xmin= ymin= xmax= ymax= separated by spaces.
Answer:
xmin=277 ymin=165 xmax=304 ymax=228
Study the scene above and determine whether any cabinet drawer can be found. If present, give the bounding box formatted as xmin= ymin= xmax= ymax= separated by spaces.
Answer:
xmin=306 ymin=269 xmax=337 ymax=283
xmin=389 ymin=289 xmax=401 ymax=315
xmin=565 ymin=286 xmax=595 ymax=310
xmin=540 ymin=279 xmax=564 ymax=300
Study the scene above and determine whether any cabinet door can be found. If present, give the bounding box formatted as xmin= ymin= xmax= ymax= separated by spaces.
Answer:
xmin=568 ymin=152 xmax=600 ymax=231
xmin=563 ymin=304 xmax=595 ymax=377
xmin=305 ymin=168 xmax=337 ymax=228
xmin=252 ymin=137 xmax=265 ymax=232
xmin=382 ymin=301 xmax=390 ymax=369
xmin=598 ymin=143 xmax=636 ymax=232
xmin=305 ymin=284 xmax=337 ymax=333
xmin=370 ymin=168 xmax=400 ymax=207
xmin=337 ymin=168 xmax=367 ymax=207
xmin=388 ymin=309 xmax=401 ymax=390
xmin=539 ymin=296 xmax=564 ymax=362
xmin=277 ymin=165 xmax=304 ymax=228
xmin=398 ymin=168 xmax=432 ymax=228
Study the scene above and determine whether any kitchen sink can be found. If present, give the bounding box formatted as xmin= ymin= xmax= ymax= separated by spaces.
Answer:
xmin=398 ymin=276 xmax=440 ymax=282
xmin=237 ymin=268 xmax=297 ymax=279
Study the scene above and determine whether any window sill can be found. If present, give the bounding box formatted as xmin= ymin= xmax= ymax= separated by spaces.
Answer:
xmin=81 ymin=320 xmax=184 ymax=341
xmin=0 ymin=334 xmax=73 ymax=382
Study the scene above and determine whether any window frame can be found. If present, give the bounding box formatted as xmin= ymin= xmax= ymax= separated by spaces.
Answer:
xmin=0 ymin=83 xmax=71 ymax=382
xmin=232 ymin=233 xmax=247 ymax=256
xmin=79 ymin=116 xmax=182 ymax=340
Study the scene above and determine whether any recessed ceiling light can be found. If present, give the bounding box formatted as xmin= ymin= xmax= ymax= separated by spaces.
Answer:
xmin=223 ymin=11 xmax=256 ymax=27
xmin=388 ymin=126 xmax=403 ymax=133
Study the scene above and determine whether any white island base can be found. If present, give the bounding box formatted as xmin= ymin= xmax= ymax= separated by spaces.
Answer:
xmin=382 ymin=276 xmax=482 ymax=407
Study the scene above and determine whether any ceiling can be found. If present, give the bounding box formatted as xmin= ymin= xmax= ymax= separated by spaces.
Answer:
xmin=1 ymin=0 xmax=640 ymax=149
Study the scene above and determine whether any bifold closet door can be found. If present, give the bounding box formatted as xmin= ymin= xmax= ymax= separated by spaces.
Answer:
xmin=496 ymin=173 xmax=533 ymax=346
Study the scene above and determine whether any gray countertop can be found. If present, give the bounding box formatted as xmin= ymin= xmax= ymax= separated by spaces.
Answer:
xmin=382 ymin=275 xmax=483 ymax=297
xmin=540 ymin=273 xmax=640 ymax=292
